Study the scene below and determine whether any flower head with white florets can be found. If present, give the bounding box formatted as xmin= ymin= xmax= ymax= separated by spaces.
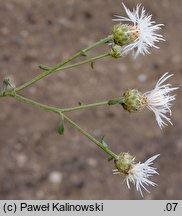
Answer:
xmin=121 ymin=73 xmax=178 ymax=129
xmin=113 ymin=153 xmax=159 ymax=196
xmin=143 ymin=72 xmax=178 ymax=129
xmin=112 ymin=3 xmax=164 ymax=57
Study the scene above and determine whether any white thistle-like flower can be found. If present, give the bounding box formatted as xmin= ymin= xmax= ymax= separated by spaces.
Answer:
xmin=113 ymin=154 xmax=159 ymax=197
xmin=143 ymin=72 xmax=178 ymax=129
xmin=113 ymin=3 xmax=164 ymax=57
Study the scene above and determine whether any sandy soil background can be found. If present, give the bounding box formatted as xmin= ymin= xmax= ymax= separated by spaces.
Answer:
xmin=0 ymin=0 xmax=182 ymax=199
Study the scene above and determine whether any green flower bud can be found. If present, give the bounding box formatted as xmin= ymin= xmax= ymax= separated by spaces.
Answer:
xmin=121 ymin=89 xmax=147 ymax=113
xmin=110 ymin=45 xmax=123 ymax=58
xmin=114 ymin=152 xmax=135 ymax=174
xmin=112 ymin=24 xmax=139 ymax=47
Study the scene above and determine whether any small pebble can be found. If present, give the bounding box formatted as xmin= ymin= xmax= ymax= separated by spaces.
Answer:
xmin=48 ymin=171 xmax=63 ymax=184
xmin=138 ymin=74 xmax=147 ymax=82
xmin=16 ymin=154 xmax=27 ymax=167
xmin=87 ymin=158 xmax=97 ymax=167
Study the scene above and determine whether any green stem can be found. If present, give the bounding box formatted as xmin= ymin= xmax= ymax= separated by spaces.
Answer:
xmin=12 ymin=36 xmax=112 ymax=93
xmin=54 ymin=52 xmax=110 ymax=72
xmin=4 ymin=93 xmax=118 ymax=159
xmin=62 ymin=114 xmax=118 ymax=159
xmin=61 ymin=97 xmax=124 ymax=113
xmin=14 ymin=52 xmax=110 ymax=93
xmin=62 ymin=101 xmax=108 ymax=113
xmin=12 ymin=94 xmax=61 ymax=114
xmin=82 ymin=35 xmax=112 ymax=53
xmin=40 ymin=36 xmax=113 ymax=71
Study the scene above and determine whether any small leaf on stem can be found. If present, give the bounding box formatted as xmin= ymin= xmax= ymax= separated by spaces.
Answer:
xmin=80 ymin=50 xmax=88 ymax=57
xmin=78 ymin=101 xmax=84 ymax=106
xmin=108 ymin=98 xmax=123 ymax=105
xmin=101 ymin=135 xmax=108 ymax=147
xmin=1 ymin=78 xmax=11 ymax=93
xmin=39 ymin=64 xmax=51 ymax=71
xmin=57 ymin=118 xmax=65 ymax=135
xmin=107 ymin=156 xmax=114 ymax=162
xmin=91 ymin=61 xmax=94 ymax=69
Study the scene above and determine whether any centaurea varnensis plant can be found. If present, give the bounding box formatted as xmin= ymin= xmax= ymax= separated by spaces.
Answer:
xmin=0 ymin=3 xmax=178 ymax=197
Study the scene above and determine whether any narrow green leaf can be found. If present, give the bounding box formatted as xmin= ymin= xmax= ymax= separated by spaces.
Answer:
xmin=1 ymin=78 xmax=10 ymax=93
xmin=2 ymin=83 xmax=7 ymax=93
xmin=107 ymin=156 xmax=114 ymax=162
xmin=101 ymin=135 xmax=105 ymax=143
xmin=57 ymin=119 xmax=65 ymax=135
xmin=91 ymin=61 xmax=94 ymax=69
xmin=101 ymin=135 xmax=108 ymax=147
xmin=78 ymin=101 xmax=84 ymax=106
xmin=39 ymin=64 xmax=51 ymax=71
xmin=80 ymin=50 xmax=88 ymax=57
xmin=108 ymin=98 xmax=123 ymax=105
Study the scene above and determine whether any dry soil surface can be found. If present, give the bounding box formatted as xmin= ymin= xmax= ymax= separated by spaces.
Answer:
xmin=0 ymin=0 xmax=182 ymax=199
